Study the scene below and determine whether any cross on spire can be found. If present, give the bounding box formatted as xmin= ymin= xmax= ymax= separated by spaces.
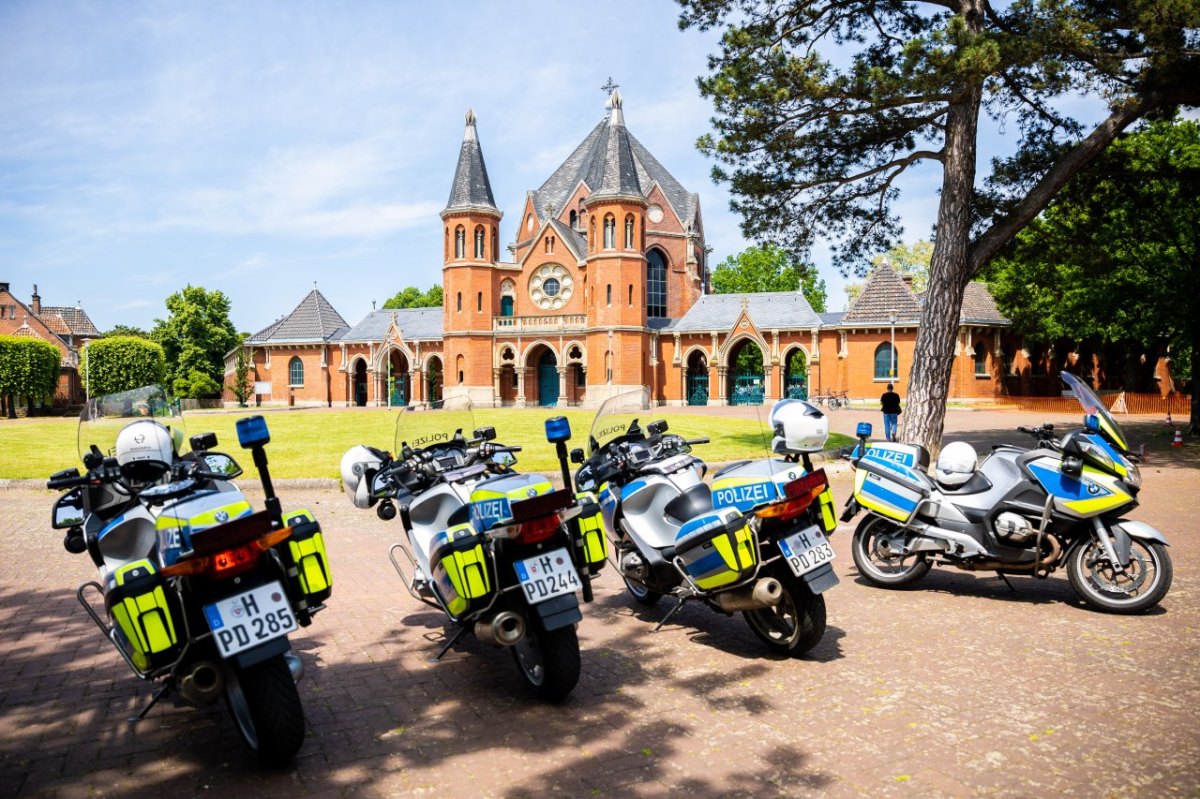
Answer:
xmin=600 ymin=77 xmax=619 ymax=95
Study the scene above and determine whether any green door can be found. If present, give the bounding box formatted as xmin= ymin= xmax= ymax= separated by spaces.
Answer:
xmin=785 ymin=374 xmax=808 ymax=400
xmin=537 ymin=351 xmax=559 ymax=407
xmin=731 ymin=372 xmax=765 ymax=405
xmin=687 ymin=372 xmax=709 ymax=406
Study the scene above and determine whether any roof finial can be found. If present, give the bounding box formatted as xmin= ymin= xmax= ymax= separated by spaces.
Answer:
xmin=608 ymin=88 xmax=624 ymax=127
xmin=601 ymin=77 xmax=619 ymax=95
xmin=464 ymin=108 xmax=478 ymax=142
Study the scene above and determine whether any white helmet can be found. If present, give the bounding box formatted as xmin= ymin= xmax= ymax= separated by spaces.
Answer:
xmin=935 ymin=441 xmax=977 ymax=487
xmin=340 ymin=445 xmax=384 ymax=509
xmin=115 ymin=420 xmax=176 ymax=484
xmin=770 ymin=399 xmax=829 ymax=455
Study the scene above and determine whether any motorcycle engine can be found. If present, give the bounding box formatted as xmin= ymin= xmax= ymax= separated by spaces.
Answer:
xmin=619 ymin=549 xmax=648 ymax=580
xmin=994 ymin=512 xmax=1035 ymax=545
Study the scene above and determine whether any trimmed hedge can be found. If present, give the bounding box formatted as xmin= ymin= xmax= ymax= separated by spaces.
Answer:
xmin=82 ymin=336 xmax=166 ymax=395
xmin=0 ymin=336 xmax=62 ymax=410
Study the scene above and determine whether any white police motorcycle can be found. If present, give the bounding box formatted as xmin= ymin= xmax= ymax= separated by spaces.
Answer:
xmin=340 ymin=402 xmax=603 ymax=701
xmin=573 ymin=390 xmax=841 ymax=656
xmin=47 ymin=385 xmax=332 ymax=764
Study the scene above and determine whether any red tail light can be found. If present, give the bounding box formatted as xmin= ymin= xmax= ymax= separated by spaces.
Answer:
xmin=162 ymin=527 xmax=291 ymax=579
xmin=515 ymin=513 xmax=562 ymax=546
xmin=758 ymin=469 xmax=830 ymax=522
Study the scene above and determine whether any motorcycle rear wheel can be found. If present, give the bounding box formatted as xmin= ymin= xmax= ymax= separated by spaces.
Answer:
xmin=851 ymin=515 xmax=931 ymax=587
xmin=511 ymin=621 xmax=580 ymax=703
xmin=623 ymin=576 xmax=663 ymax=606
xmin=225 ymin=654 xmax=306 ymax=766
xmin=1067 ymin=537 xmax=1172 ymax=614
xmin=743 ymin=571 xmax=826 ymax=657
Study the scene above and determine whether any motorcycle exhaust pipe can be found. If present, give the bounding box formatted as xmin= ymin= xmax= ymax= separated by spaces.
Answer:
xmin=712 ymin=577 xmax=782 ymax=613
xmin=179 ymin=661 xmax=225 ymax=705
xmin=474 ymin=611 xmax=525 ymax=647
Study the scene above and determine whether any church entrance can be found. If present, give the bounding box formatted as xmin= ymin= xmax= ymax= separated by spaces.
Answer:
xmin=426 ymin=356 xmax=443 ymax=405
xmin=387 ymin=351 xmax=410 ymax=407
xmin=728 ymin=339 xmax=765 ymax=406
xmin=784 ymin=348 xmax=809 ymax=400
xmin=686 ymin=350 xmax=709 ymax=406
xmin=537 ymin=349 xmax=559 ymax=407
xmin=353 ymin=359 xmax=368 ymax=406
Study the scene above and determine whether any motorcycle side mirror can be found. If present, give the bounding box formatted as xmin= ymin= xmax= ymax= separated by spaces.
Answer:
xmin=570 ymin=447 xmax=585 ymax=464
xmin=51 ymin=489 xmax=85 ymax=529
xmin=647 ymin=420 xmax=668 ymax=436
xmin=199 ymin=452 xmax=242 ymax=479
xmin=190 ymin=432 xmax=218 ymax=452
xmin=1062 ymin=456 xmax=1084 ymax=477
xmin=473 ymin=426 xmax=497 ymax=442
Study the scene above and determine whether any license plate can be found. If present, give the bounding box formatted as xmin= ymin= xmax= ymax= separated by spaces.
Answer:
xmin=779 ymin=525 xmax=836 ymax=577
xmin=514 ymin=548 xmax=582 ymax=604
xmin=203 ymin=581 xmax=296 ymax=658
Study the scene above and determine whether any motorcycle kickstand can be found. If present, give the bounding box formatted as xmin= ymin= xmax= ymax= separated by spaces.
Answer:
xmin=652 ymin=596 xmax=688 ymax=633
xmin=129 ymin=679 xmax=175 ymax=724
xmin=997 ymin=573 xmax=1017 ymax=593
xmin=432 ymin=623 xmax=469 ymax=663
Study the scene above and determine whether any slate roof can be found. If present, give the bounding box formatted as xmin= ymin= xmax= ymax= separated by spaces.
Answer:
xmin=668 ymin=292 xmax=822 ymax=333
xmin=547 ymin=217 xmax=586 ymax=261
xmin=819 ymin=311 xmax=844 ymax=326
xmin=443 ymin=109 xmax=498 ymax=216
xmin=840 ymin=263 xmax=923 ymax=325
xmin=246 ymin=289 xmax=349 ymax=344
xmin=40 ymin=305 xmax=100 ymax=337
xmin=531 ymin=92 xmax=698 ymax=226
xmin=337 ymin=308 xmax=444 ymax=342
xmin=957 ymin=282 xmax=1009 ymax=324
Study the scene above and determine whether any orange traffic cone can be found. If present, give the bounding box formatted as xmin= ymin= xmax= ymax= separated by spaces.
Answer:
xmin=1172 ymin=428 xmax=1183 ymax=447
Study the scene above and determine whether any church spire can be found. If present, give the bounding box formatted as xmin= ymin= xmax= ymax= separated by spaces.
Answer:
xmin=589 ymin=89 xmax=642 ymax=201
xmin=442 ymin=108 xmax=499 ymax=217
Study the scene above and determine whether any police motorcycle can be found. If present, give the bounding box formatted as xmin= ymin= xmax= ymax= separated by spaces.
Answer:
xmin=842 ymin=372 xmax=1172 ymax=614
xmin=47 ymin=385 xmax=332 ymax=765
xmin=572 ymin=389 xmax=841 ymax=656
xmin=339 ymin=401 xmax=605 ymax=701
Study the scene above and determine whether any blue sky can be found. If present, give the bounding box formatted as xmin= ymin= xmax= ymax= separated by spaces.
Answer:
xmin=0 ymin=0 xmax=946 ymax=334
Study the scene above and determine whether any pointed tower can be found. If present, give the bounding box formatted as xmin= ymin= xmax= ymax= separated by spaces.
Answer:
xmin=441 ymin=109 xmax=502 ymax=403
xmin=584 ymin=89 xmax=650 ymax=396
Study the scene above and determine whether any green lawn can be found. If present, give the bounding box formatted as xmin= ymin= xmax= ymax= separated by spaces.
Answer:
xmin=4 ymin=407 xmax=853 ymax=481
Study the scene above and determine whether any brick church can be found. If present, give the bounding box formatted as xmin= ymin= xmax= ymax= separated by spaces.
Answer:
xmin=228 ymin=92 xmax=1019 ymax=409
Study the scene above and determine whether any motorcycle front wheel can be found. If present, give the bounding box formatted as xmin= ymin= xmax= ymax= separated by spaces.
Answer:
xmin=511 ymin=620 xmax=580 ymax=703
xmin=623 ymin=576 xmax=663 ymax=606
xmin=225 ymin=654 xmax=306 ymax=765
xmin=851 ymin=515 xmax=931 ymax=587
xmin=743 ymin=571 xmax=826 ymax=656
xmin=1067 ymin=537 xmax=1173 ymax=614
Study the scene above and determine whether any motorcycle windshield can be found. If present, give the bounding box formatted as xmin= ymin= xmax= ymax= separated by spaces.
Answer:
xmin=393 ymin=396 xmax=476 ymax=466
xmin=78 ymin=384 xmax=185 ymax=462
xmin=587 ymin=388 xmax=651 ymax=456
xmin=1061 ymin=372 xmax=1129 ymax=452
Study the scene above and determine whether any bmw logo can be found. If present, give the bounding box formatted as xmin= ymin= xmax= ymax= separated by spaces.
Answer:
xmin=215 ymin=510 xmax=229 ymax=523
xmin=526 ymin=488 xmax=537 ymax=497
xmin=788 ymin=471 xmax=797 ymax=479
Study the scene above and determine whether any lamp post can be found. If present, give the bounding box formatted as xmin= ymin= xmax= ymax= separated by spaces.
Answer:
xmin=888 ymin=310 xmax=897 ymax=380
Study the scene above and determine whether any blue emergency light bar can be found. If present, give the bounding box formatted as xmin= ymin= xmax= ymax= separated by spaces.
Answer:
xmin=236 ymin=415 xmax=271 ymax=449
xmin=856 ymin=422 xmax=873 ymax=438
xmin=544 ymin=416 xmax=572 ymax=444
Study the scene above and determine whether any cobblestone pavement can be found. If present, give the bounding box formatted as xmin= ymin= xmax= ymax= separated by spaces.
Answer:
xmin=2 ymin=417 xmax=1197 ymax=798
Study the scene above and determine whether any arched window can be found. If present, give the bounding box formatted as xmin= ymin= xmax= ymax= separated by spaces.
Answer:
xmin=454 ymin=226 xmax=465 ymax=259
xmin=456 ymin=292 xmax=462 ymax=312
xmin=605 ymin=351 xmax=612 ymax=383
xmin=474 ymin=226 xmax=485 ymax=259
xmin=628 ymin=284 xmax=633 ymax=306
xmin=492 ymin=229 xmax=498 ymax=261
xmin=288 ymin=357 xmax=304 ymax=387
xmin=500 ymin=296 xmax=514 ymax=317
xmin=974 ymin=342 xmax=988 ymax=376
xmin=603 ymin=215 xmax=616 ymax=249
xmin=646 ymin=249 xmax=667 ymax=318
xmin=624 ymin=215 xmax=635 ymax=249
xmin=874 ymin=343 xmax=897 ymax=381
xmin=477 ymin=291 xmax=483 ymax=312
xmin=606 ymin=284 xmax=612 ymax=306
xmin=569 ymin=210 xmax=578 ymax=228
xmin=590 ymin=217 xmax=596 ymax=251
xmin=456 ymin=355 xmax=465 ymax=385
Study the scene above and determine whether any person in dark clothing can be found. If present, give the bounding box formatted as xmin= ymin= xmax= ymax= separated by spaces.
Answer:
xmin=880 ymin=383 xmax=902 ymax=442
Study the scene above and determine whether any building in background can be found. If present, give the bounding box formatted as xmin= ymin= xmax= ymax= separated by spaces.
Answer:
xmin=0 ymin=282 xmax=100 ymax=407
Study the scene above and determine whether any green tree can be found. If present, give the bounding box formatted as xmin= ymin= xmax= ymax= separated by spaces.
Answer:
xmin=231 ymin=334 xmax=253 ymax=407
xmin=151 ymin=286 xmax=240 ymax=399
xmin=0 ymin=336 xmax=61 ymax=418
xmin=81 ymin=336 xmax=167 ymax=397
xmin=679 ymin=0 xmax=1199 ymax=453
xmin=382 ymin=285 xmax=444 ymax=310
xmin=102 ymin=324 xmax=149 ymax=339
xmin=985 ymin=117 xmax=1200 ymax=433
xmin=711 ymin=243 xmax=828 ymax=312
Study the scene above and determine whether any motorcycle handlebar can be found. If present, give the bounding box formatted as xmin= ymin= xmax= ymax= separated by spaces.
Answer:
xmin=47 ymin=474 xmax=90 ymax=489
xmin=683 ymin=437 xmax=710 ymax=446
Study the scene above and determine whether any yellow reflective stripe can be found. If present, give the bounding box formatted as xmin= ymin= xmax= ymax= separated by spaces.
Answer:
xmin=1099 ymin=417 xmax=1128 ymax=452
xmin=288 ymin=534 xmax=332 ymax=594
xmin=187 ymin=501 xmax=252 ymax=528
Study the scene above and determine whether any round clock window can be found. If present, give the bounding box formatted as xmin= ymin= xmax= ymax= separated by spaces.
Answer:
xmin=529 ymin=265 xmax=573 ymax=310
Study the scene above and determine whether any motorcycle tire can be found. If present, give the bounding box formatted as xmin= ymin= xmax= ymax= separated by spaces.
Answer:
xmin=851 ymin=515 xmax=931 ymax=587
xmin=743 ymin=570 xmax=826 ymax=657
xmin=623 ymin=576 xmax=663 ymax=606
xmin=1067 ymin=537 xmax=1173 ymax=615
xmin=225 ymin=654 xmax=306 ymax=766
xmin=511 ymin=620 xmax=580 ymax=703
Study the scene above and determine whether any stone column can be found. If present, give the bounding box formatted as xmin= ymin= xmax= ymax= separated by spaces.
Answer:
xmin=716 ymin=366 xmax=728 ymax=405
xmin=766 ymin=363 xmax=780 ymax=402
xmin=556 ymin=366 xmax=568 ymax=406
xmin=493 ymin=368 xmax=502 ymax=407
xmin=516 ymin=368 xmax=527 ymax=408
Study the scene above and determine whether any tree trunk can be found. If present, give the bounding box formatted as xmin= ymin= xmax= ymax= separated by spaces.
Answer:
xmin=1190 ymin=323 xmax=1199 ymax=437
xmin=899 ymin=1 xmax=984 ymax=458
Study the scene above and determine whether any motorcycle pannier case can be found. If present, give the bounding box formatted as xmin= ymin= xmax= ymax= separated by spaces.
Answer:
xmin=674 ymin=507 xmax=757 ymax=590
xmin=104 ymin=559 xmax=183 ymax=672
xmin=575 ymin=491 xmax=608 ymax=572
xmin=429 ymin=523 xmax=495 ymax=619
xmin=853 ymin=443 xmax=934 ymax=523
xmin=282 ymin=509 xmax=333 ymax=605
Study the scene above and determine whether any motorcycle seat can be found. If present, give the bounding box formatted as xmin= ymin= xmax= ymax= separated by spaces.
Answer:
xmin=936 ymin=471 xmax=993 ymax=495
xmin=664 ymin=483 xmax=714 ymax=525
